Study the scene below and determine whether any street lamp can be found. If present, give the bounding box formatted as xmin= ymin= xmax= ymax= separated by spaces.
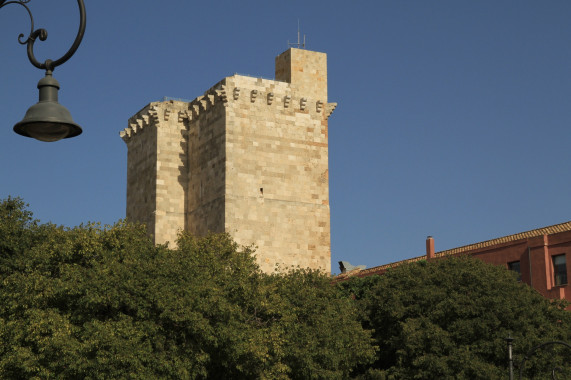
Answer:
xmin=1 ymin=0 xmax=86 ymax=142
xmin=507 ymin=337 xmax=571 ymax=379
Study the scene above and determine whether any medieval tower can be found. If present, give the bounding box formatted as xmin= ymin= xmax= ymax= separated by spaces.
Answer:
xmin=120 ymin=48 xmax=336 ymax=273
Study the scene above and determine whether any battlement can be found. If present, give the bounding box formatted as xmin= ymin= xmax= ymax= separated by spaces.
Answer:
xmin=120 ymin=74 xmax=337 ymax=143
xmin=222 ymin=75 xmax=336 ymax=116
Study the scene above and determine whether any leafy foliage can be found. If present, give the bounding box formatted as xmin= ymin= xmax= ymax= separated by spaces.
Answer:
xmin=4 ymin=197 xmax=570 ymax=379
xmin=339 ymin=257 xmax=571 ymax=379
xmin=0 ymin=198 xmax=375 ymax=379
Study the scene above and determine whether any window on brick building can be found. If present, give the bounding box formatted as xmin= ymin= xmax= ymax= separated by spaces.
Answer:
xmin=508 ymin=261 xmax=521 ymax=281
xmin=553 ymin=254 xmax=567 ymax=286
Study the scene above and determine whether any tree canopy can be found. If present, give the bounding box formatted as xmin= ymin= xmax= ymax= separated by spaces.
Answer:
xmin=2 ymin=196 xmax=570 ymax=379
xmin=0 ymin=197 xmax=375 ymax=379
xmin=339 ymin=257 xmax=571 ymax=379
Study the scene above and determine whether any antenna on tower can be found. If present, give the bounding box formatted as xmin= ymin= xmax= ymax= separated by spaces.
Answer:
xmin=287 ymin=19 xmax=306 ymax=49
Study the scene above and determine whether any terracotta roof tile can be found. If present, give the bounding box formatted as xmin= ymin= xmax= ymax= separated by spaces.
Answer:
xmin=435 ymin=221 xmax=571 ymax=258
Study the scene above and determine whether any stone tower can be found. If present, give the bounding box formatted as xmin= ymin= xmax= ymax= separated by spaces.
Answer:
xmin=120 ymin=48 xmax=337 ymax=273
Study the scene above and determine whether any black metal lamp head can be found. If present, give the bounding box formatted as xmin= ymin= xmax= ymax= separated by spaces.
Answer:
xmin=13 ymin=72 xmax=82 ymax=142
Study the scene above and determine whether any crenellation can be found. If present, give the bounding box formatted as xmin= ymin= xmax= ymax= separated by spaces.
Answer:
xmin=121 ymin=127 xmax=131 ymax=139
xmin=216 ymin=84 xmax=228 ymax=105
xmin=250 ymin=89 xmax=258 ymax=102
xmin=140 ymin=114 xmax=150 ymax=128
xmin=178 ymin=110 xmax=188 ymax=123
xmin=324 ymin=102 xmax=337 ymax=119
xmin=148 ymin=106 xmax=160 ymax=123
xmin=196 ymin=96 xmax=207 ymax=112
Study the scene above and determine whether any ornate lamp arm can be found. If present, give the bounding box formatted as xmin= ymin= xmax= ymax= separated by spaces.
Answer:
xmin=0 ymin=0 xmax=86 ymax=73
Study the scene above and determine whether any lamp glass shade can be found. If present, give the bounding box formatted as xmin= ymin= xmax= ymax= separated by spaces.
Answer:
xmin=15 ymin=121 xmax=81 ymax=142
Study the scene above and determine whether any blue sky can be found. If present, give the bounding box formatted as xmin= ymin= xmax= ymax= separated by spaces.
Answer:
xmin=1 ymin=1 xmax=570 ymax=273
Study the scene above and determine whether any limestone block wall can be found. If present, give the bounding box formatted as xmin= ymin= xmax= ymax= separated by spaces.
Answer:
xmin=122 ymin=108 xmax=158 ymax=239
xmin=275 ymin=48 xmax=328 ymax=102
xmin=185 ymin=89 xmax=227 ymax=236
xmin=121 ymin=101 xmax=189 ymax=245
xmin=153 ymin=102 xmax=188 ymax=245
xmin=222 ymin=72 xmax=335 ymax=273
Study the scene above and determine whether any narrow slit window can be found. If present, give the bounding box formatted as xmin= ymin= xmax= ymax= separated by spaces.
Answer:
xmin=553 ymin=254 xmax=567 ymax=286
xmin=508 ymin=261 xmax=521 ymax=282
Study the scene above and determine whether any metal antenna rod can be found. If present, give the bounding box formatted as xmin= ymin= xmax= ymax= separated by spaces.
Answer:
xmin=288 ymin=19 xmax=306 ymax=49
xmin=297 ymin=19 xmax=300 ymax=47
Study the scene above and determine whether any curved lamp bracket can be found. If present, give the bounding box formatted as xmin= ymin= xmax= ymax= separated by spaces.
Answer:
xmin=0 ymin=0 xmax=86 ymax=73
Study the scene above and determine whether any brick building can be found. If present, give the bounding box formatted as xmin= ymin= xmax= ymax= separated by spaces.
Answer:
xmin=337 ymin=222 xmax=570 ymax=303
xmin=120 ymin=48 xmax=336 ymax=273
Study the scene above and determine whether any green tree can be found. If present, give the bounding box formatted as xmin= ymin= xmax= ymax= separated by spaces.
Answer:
xmin=0 ymin=197 xmax=375 ymax=379
xmin=339 ymin=257 xmax=571 ymax=379
xmin=260 ymin=269 xmax=377 ymax=379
